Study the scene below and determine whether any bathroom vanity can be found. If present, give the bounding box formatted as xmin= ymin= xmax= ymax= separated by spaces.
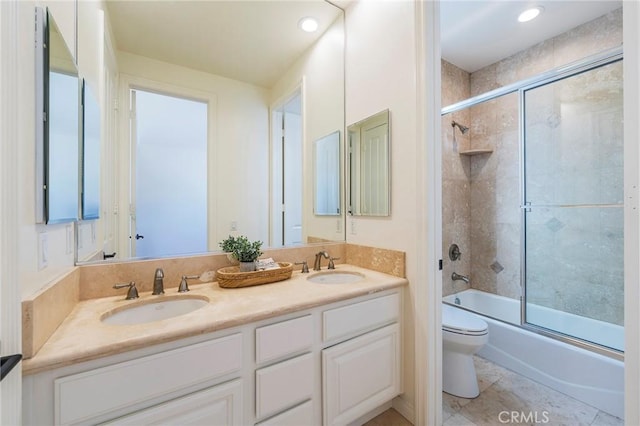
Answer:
xmin=22 ymin=265 xmax=406 ymax=425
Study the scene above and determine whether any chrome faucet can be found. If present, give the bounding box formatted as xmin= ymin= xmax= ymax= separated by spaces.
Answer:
xmin=153 ymin=268 xmax=165 ymax=295
xmin=313 ymin=251 xmax=330 ymax=271
xmin=451 ymin=272 xmax=470 ymax=284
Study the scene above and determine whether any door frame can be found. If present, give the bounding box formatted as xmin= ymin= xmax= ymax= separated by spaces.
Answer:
xmin=116 ymin=74 xmax=217 ymax=258
xmin=417 ymin=2 xmax=640 ymax=425
xmin=0 ymin=0 xmax=23 ymax=423
xmin=269 ymin=80 xmax=305 ymax=247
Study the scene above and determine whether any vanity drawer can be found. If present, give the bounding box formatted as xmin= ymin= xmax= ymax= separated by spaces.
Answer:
xmin=256 ymin=315 xmax=313 ymax=364
xmin=255 ymin=400 xmax=313 ymax=426
xmin=323 ymin=292 xmax=400 ymax=342
xmin=55 ymin=333 xmax=242 ymax=425
xmin=255 ymin=353 xmax=313 ymax=419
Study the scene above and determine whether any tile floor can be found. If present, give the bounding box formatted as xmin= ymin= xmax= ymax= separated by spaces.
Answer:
xmin=443 ymin=356 xmax=623 ymax=426
xmin=365 ymin=355 xmax=624 ymax=426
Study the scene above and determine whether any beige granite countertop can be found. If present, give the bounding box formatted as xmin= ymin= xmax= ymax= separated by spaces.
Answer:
xmin=23 ymin=264 xmax=407 ymax=376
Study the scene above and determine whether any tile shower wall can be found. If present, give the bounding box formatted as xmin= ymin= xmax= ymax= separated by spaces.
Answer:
xmin=441 ymin=8 xmax=623 ymax=309
xmin=441 ymin=61 xmax=471 ymax=297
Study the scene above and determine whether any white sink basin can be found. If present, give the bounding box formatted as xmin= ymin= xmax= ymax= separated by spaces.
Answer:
xmin=101 ymin=296 xmax=209 ymax=326
xmin=307 ymin=271 xmax=365 ymax=284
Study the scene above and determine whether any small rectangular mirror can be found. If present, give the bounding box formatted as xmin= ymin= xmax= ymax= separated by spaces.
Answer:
xmin=314 ymin=130 xmax=341 ymax=216
xmin=81 ymin=80 xmax=101 ymax=220
xmin=36 ymin=7 xmax=80 ymax=224
xmin=348 ymin=109 xmax=390 ymax=216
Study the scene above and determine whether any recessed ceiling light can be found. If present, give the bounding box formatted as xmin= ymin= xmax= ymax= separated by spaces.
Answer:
xmin=518 ymin=6 xmax=544 ymax=23
xmin=298 ymin=17 xmax=319 ymax=33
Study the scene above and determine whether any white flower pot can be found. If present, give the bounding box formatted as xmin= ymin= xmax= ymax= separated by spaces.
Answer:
xmin=239 ymin=261 xmax=256 ymax=272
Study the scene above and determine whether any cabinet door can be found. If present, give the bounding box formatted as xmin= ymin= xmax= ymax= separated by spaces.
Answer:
xmin=322 ymin=324 xmax=400 ymax=426
xmin=101 ymin=379 xmax=242 ymax=426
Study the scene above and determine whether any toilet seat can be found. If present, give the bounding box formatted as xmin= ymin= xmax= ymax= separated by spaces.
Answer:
xmin=442 ymin=304 xmax=488 ymax=336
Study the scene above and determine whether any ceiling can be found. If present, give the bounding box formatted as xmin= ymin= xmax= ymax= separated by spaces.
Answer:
xmin=441 ymin=0 xmax=622 ymax=73
xmin=105 ymin=0 xmax=342 ymax=88
xmin=105 ymin=1 xmax=622 ymax=86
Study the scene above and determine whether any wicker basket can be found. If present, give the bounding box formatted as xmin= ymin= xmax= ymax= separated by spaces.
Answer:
xmin=216 ymin=262 xmax=293 ymax=288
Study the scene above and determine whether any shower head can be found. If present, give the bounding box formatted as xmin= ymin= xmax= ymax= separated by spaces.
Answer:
xmin=451 ymin=121 xmax=469 ymax=135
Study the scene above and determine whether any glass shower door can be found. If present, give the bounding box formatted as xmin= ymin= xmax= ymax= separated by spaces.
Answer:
xmin=522 ymin=59 xmax=624 ymax=352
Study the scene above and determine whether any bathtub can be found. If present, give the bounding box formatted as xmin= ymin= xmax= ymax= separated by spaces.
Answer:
xmin=443 ymin=289 xmax=624 ymax=418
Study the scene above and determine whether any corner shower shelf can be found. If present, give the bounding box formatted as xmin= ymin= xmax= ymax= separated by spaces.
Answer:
xmin=459 ymin=149 xmax=493 ymax=156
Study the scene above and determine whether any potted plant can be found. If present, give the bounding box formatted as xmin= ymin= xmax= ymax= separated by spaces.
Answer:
xmin=219 ymin=235 xmax=240 ymax=264
xmin=219 ymin=235 xmax=263 ymax=272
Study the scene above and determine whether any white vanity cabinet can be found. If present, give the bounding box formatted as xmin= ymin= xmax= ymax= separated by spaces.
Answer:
xmin=23 ymin=288 xmax=403 ymax=426
xmin=321 ymin=293 xmax=401 ymax=426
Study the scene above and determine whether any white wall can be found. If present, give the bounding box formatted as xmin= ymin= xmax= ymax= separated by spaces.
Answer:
xmin=19 ymin=0 xmax=104 ymax=298
xmin=271 ymin=15 xmax=345 ymax=244
xmin=345 ymin=0 xmax=418 ymax=420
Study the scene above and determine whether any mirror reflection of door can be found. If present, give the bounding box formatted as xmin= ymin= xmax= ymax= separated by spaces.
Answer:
xmin=314 ymin=131 xmax=341 ymax=215
xmin=130 ymin=89 xmax=208 ymax=258
xmin=271 ymin=90 xmax=303 ymax=246
xmin=348 ymin=110 xmax=390 ymax=216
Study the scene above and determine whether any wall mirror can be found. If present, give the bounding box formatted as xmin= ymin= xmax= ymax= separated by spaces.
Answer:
xmin=78 ymin=0 xmax=345 ymax=263
xmin=81 ymin=80 xmax=101 ymax=220
xmin=314 ymin=131 xmax=341 ymax=216
xmin=35 ymin=7 xmax=80 ymax=224
xmin=348 ymin=109 xmax=391 ymax=216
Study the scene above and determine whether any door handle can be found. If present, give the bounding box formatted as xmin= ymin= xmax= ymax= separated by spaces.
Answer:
xmin=132 ymin=234 xmax=144 ymax=240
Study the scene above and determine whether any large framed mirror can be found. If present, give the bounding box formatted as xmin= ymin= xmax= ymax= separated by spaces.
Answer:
xmin=348 ymin=109 xmax=391 ymax=217
xmin=80 ymin=0 xmax=345 ymax=263
xmin=35 ymin=7 xmax=80 ymax=224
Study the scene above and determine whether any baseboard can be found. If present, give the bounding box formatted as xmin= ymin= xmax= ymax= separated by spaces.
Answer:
xmin=347 ymin=401 xmax=392 ymax=426
xmin=392 ymin=395 xmax=415 ymax=424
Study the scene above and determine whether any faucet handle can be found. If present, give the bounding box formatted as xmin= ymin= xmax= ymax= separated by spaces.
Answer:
xmin=295 ymin=261 xmax=309 ymax=273
xmin=113 ymin=281 xmax=139 ymax=300
xmin=178 ymin=275 xmax=199 ymax=293
xmin=328 ymin=257 xmax=340 ymax=269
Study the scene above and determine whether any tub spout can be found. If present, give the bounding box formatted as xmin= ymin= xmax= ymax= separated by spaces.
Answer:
xmin=452 ymin=272 xmax=470 ymax=284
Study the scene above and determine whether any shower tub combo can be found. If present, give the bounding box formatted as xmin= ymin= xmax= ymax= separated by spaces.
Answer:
xmin=444 ymin=289 xmax=624 ymax=419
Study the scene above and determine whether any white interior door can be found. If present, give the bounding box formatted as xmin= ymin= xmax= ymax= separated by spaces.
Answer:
xmin=271 ymin=91 xmax=303 ymax=246
xmin=360 ymin=120 xmax=389 ymax=216
xmin=130 ymin=89 xmax=208 ymax=258
xmin=0 ymin=1 xmax=22 ymax=422
xmin=102 ymin=33 xmax=118 ymax=258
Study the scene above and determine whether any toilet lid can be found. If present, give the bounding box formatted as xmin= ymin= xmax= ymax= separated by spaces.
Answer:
xmin=442 ymin=303 xmax=488 ymax=335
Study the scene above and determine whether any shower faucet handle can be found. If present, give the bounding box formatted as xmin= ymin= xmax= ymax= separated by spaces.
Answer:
xmin=449 ymin=244 xmax=462 ymax=261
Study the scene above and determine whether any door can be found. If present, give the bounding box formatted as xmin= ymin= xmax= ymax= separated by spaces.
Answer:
xmin=523 ymin=59 xmax=624 ymax=351
xmin=360 ymin=117 xmax=389 ymax=216
xmin=129 ymin=89 xmax=208 ymax=258
xmin=271 ymin=91 xmax=303 ymax=246
xmin=0 ymin=1 xmax=23 ymax=423
xmin=101 ymin=32 xmax=118 ymax=257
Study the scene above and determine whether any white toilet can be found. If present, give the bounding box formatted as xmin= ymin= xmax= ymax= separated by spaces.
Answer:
xmin=442 ymin=303 xmax=489 ymax=398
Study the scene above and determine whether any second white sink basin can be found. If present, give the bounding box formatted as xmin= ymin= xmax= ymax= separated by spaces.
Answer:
xmin=307 ymin=271 xmax=365 ymax=284
xmin=101 ymin=296 xmax=209 ymax=326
